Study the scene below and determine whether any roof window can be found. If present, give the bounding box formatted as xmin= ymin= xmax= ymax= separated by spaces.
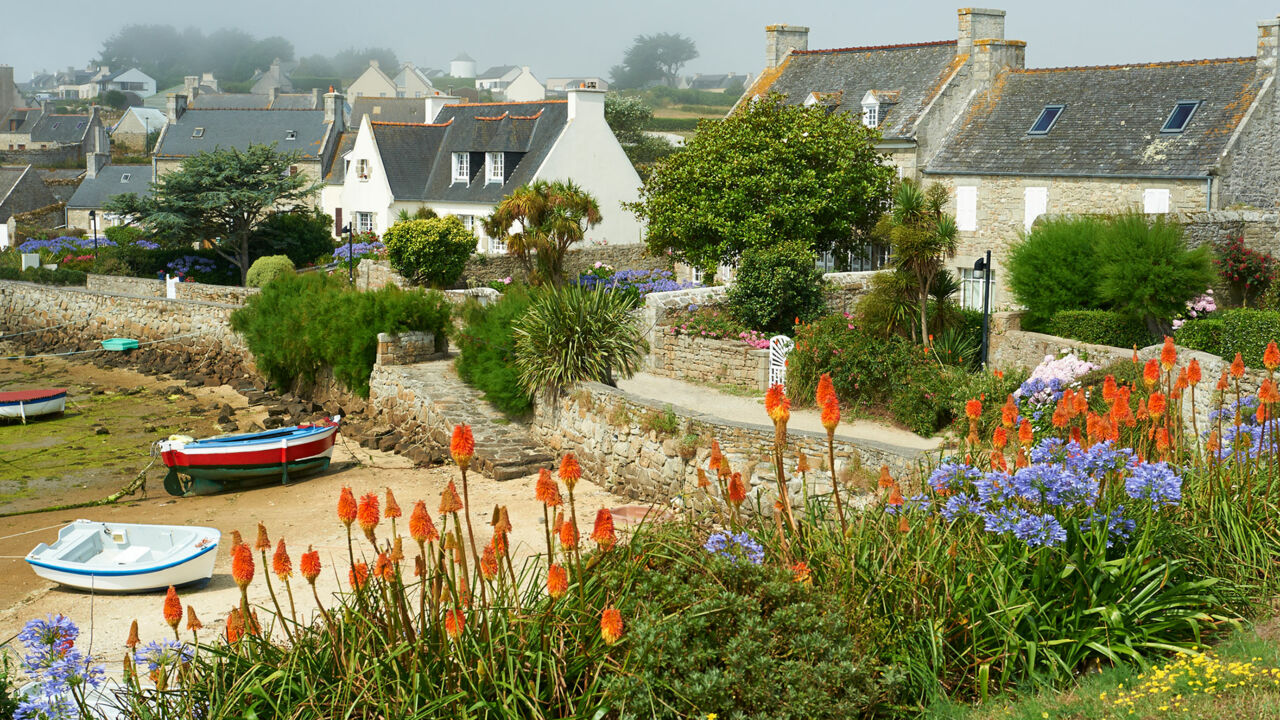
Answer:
xmin=285 ymin=130 xmax=297 ymax=140
xmin=1028 ymin=105 xmax=1064 ymax=135
xmin=120 ymin=173 xmax=131 ymax=183
xmin=1162 ymin=101 xmax=1199 ymax=133
xmin=192 ymin=127 xmax=204 ymax=138
xmin=51 ymin=122 xmax=60 ymax=129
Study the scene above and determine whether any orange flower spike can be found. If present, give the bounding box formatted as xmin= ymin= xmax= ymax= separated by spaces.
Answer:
xmin=349 ymin=562 xmax=369 ymax=590
xmin=600 ymin=607 xmax=624 ymax=645
xmin=591 ymin=508 xmax=617 ymax=550
xmin=1073 ymin=388 xmax=1088 ymax=416
xmin=727 ymin=472 xmax=747 ymax=506
xmin=820 ymin=397 xmax=840 ymax=434
xmin=300 ymin=546 xmax=321 ymax=584
xmin=791 ymin=561 xmax=812 ymax=585
xmin=547 ymin=564 xmax=568 ymax=599
xmin=254 ymin=523 xmax=270 ymax=552
xmin=1132 ymin=347 xmax=1140 ymax=365
xmin=1265 ymin=341 xmax=1280 ymax=372
xmin=1160 ymin=336 xmax=1177 ymax=372
xmin=696 ymin=467 xmax=710 ymax=488
xmin=1187 ymin=358 xmax=1202 ymax=385
xmin=390 ymin=536 xmax=405 ymax=563
xmin=1051 ymin=404 xmax=1068 ymax=429
xmin=384 ymin=488 xmax=402 ymax=520
xmin=272 ymin=539 xmax=292 ymax=580
xmin=558 ymin=453 xmax=583 ymax=492
xmin=1231 ymin=353 xmax=1246 ymax=379
xmin=796 ymin=452 xmax=810 ymax=474
xmin=186 ymin=606 xmax=203 ymax=632
xmin=450 ymin=424 xmax=475 ymax=470
xmin=479 ymin=541 xmax=499 ymax=579
xmin=887 ymin=483 xmax=904 ymax=506
xmin=163 ymin=586 xmax=183 ymax=631
xmin=965 ymin=398 xmax=982 ymax=421
xmin=1148 ymin=392 xmax=1166 ymax=419
xmin=1069 ymin=425 xmax=1083 ymax=446
xmin=374 ymin=552 xmax=394 ymax=582
xmin=495 ymin=506 xmax=513 ymax=536
xmin=231 ymin=543 xmax=254 ymax=590
xmin=337 ymin=487 xmax=357 ymax=528
xmin=1102 ymin=375 xmax=1118 ymax=404
xmin=1257 ymin=404 xmax=1270 ymax=424
xmin=708 ymin=439 xmax=723 ymax=473
xmin=992 ymin=426 xmax=1008 ymax=449
xmin=1017 ymin=419 xmax=1033 ymax=448
xmin=225 ymin=607 xmax=244 ymax=644
xmin=764 ymin=383 xmax=791 ymax=425
xmin=230 ymin=529 xmax=244 ymax=549
xmin=444 ymin=609 xmax=466 ymax=639
xmin=816 ymin=373 xmax=838 ymax=408
xmin=1155 ymin=427 xmax=1171 ymax=454
xmin=898 ymin=514 xmax=910 ymax=533
xmin=877 ymin=465 xmax=894 ymax=488
xmin=1217 ymin=371 xmax=1230 ymax=392
xmin=1001 ymin=395 xmax=1018 ymax=428
xmin=126 ymin=620 xmax=140 ymax=650
xmin=1136 ymin=397 xmax=1149 ymax=422
xmin=357 ymin=492 xmax=380 ymax=542
xmin=409 ymin=501 xmax=438 ymax=544
xmin=558 ymin=518 xmax=579 ymax=549
xmin=1207 ymin=429 xmax=1221 ymax=453
xmin=1142 ymin=359 xmax=1160 ymax=389
xmin=535 ymin=468 xmax=562 ymax=507
xmin=439 ymin=481 xmax=464 ymax=514
xmin=1261 ymin=378 xmax=1280 ymax=405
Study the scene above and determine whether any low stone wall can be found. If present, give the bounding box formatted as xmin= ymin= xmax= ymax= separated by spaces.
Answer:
xmin=647 ymin=332 xmax=768 ymax=391
xmin=85 ymin=274 xmax=259 ymax=305
xmin=532 ymin=382 xmax=928 ymax=510
xmin=376 ymin=331 xmax=445 ymax=366
xmin=1179 ymin=209 xmax=1280 ymax=257
xmin=823 ymin=270 xmax=878 ymax=314
xmin=463 ymin=244 xmax=671 ymax=285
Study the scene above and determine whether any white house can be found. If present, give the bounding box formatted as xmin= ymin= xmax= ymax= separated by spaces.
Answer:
xmin=325 ymin=88 xmax=644 ymax=251
xmin=101 ymin=68 xmax=157 ymax=98
xmin=348 ymin=61 xmax=437 ymax=98
xmin=503 ymin=67 xmax=545 ymax=102
xmin=476 ymin=65 xmax=520 ymax=92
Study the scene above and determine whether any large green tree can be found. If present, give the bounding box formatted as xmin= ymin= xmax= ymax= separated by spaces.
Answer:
xmin=604 ymin=94 xmax=675 ymax=175
xmin=103 ymin=145 xmax=319 ymax=285
xmin=630 ymin=94 xmax=895 ymax=274
xmin=610 ymin=33 xmax=698 ymax=88
xmin=483 ymin=180 xmax=601 ymax=287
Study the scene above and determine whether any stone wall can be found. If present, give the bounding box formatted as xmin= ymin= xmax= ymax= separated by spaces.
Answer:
xmin=647 ymin=333 xmax=768 ymax=390
xmin=462 ymin=244 xmax=672 ymax=285
xmin=532 ymin=382 xmax=928 ymax=510
xmin=822 ymin=270 xmax=878 ymax=314
xmin=0 ymin=146 xmax=81 ymax=168
xmin=1178 ymin=209 xmax=1280 ymax=257
xmin=1216 ymin=79 xmax=1278 ymax=211
xmin=85 ymin=274 xmax=259 ymax=305
xmin=375 ymin=331 xmax=445 ymax=366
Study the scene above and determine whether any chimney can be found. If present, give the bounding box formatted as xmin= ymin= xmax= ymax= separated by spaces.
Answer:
xmin=184 ymin=75 xmax=200 ymax=99
xmin=1258 ymin=16 xmax=1280 ymax=74
xmin=370 ymin=59 xmax=380 ymax=70
xmin=324 ymin=90 xmax=345 ymax=131
xmin=0 ymin=65 xmax=16 ymax=123
xmin=312 ymin=88 xmax=322 ymax=107
xmin=202 ymin=72 xmax=219 ymax=92
xmin=85 ymin=125 xmax=109 ymax=179
xmin=567 ymin=86 xmax=605 ymax=122
xmin=269 ymin=87 xmax=280 ymax=105
xmin=765 ymin=24 xmax=809 ymax=70
xmin=957 ymin=8 xmax=1006 ymax=57
xmin=166 ymin=93 xmax=187 ymax=124
xmin=425 ymin=94 xmax=462 ymax=122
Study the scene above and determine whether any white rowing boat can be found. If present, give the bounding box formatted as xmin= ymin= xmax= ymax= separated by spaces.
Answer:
xmin=26 ymin=520 xmax=220 ymax=593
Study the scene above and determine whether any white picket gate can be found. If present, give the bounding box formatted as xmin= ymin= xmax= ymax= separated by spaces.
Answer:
xmin=768 ymin=335 xmax=794 ymax=388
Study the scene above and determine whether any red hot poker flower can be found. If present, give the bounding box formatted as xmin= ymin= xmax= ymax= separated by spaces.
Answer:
xmin=373 ymin=553 xmax=394 ymax=582
xmin=1148 ymin=392 xmax=1166 ymax=418
xmin=450 ymin=424 xmax=475 ymax=470
xmin=1160 ymin=336 xmax=1177 ymax=371
xmin=878 ymin=465 xmax=893 ymax=489
xmin=591 ymin=508 xmax=617 ymax=550
xmin=1018 ymin=419 xmax=1034 ymax=448
xmin=887 ymin=484 xmax=904 ymax=507
xmin=300 ymin=546 xmax=321 ymax=584
xmin=1231 ymin=353 xmax=1246 ymax=379
xmin=349 ymin=562 xmax=369 ymax=590
xmin=126 ymin=620 xmax=139 ymax=650
xmin=1265 ymin=341 xmax=1280 ymax=372
xmin=163 ymin=586 xmax=183 ymax=630
xmin=357 ymin=492 xmax=380 ymax=542
xmin=440 ymin=481 xmax=464 ymax=514
xmin=764 ymin=383 xmax=791 ymax=425
xmin=1143 ymin=359 xmax=1160 ymax=388
xmin=186 ymin=606 xmax=203 ymax=632
xmin=231 ymin=543 xmax=254 ymax=589
xmin=559 ymin=453 xmax=583 ymax=491
xmin=547 ymin=564 xmax=568 ymax=599
xmin=992 ymin=426 xmax=1008 ymax=450
xmin=444 ymin=609 xmax=465 ymax=639
xmin=816 ymin=373 xmax=837 ymax=408
xmin=1187 ymin=358 xmax=1202 ymax=385
xmin=536 ymin=468 xmax=563 ymax=507
xmin=479 ymin=541 xmax=499 ymax=579
xmin=708 ymin=440 xmax=723 ymax=474
xmin=225 ymin=607 xmax=244 ymax=643
xmin=559 ymin=518 xmax=579 ymax=549
xmin=820 ymin=397 xmax=840 ymax=434
xmin=1260 ymin=378 xmax=1280 ymax=405
xmin=727 ymin=472 xmax=747 ymax=506
xmin=254 ymin=523 xmax=270 ymax=551
xmin=1001 ymin=395 xmax=1018 ymax=428
xmin=384 ymin=488 xmax=402 ymax=519
xmin=338 ymin=487 xmax=357 ymax=528
xmin=965 ymin=399 xmax=982 ymax=421
xmin=791 ymin=561 xmax=812 ymax=585
xmin=272 ymin=539 xmax=292 ymax=580
xmin=409 ymin=501 xmax=439 ymax=543
xmin=600 ymin=607 xmax=624 ymax=645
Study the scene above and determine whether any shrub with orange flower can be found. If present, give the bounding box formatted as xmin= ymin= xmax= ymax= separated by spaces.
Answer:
xmin=450 ymin=424 xmax=475 ymax=470
xmin=231 ymin=543 xmax=254 ymax=589
xmin=591 ymin=508 xmax=617 ymax=550
xmin=535 ymin=468 xmax=562 ymax=507
xmin=439 ymin=481 xmax=464 ymax=514
xmin=337 ymin=487 xmax=357 ymax=527
xmin=349 ymin=562 xmax=369 ymax=589
xmin=272 ymin=539 xmax=292 ymax=580
xmin=163 ymin=586 xmax=182 ymax=631
xmin=547 ymin=564 xmax=568 ymax=599
xmin=444 ymin=609 xmax=465 ymax=639
xmin=600 ymin=607 xmax=623 ymax=645
xmin=300 ymin=546 xmax=321 ymax=584
xmin=559 ymin=453 xmax=583 ymax=491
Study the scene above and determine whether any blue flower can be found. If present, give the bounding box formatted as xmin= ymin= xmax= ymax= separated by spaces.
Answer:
xmin=1013 ymin=513 xmax=1068 ymax=548
xmin=1082 ymin=506 xmax=1136 ymax=547
xmin=134 ymin=239 xmax=160 ymax=250
xmin=1125 ymin=462 xmax=1182 ymax=507
xmin=703 ymin=531 xmax=765 ymax=565
xmin=927 ymin=463 xmax=983 ymax=493
xmin=134 ymin=640 xmax=194 ymax=673
xmin=939 ymin=493 xmax=984 ymax=522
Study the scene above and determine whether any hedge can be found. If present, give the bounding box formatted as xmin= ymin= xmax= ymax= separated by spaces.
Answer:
xmin=646 ymin=117 xmax=703 ymax=132
xmin=0 ymin=266 xmax=88 ymax=286
xmin=1178 ymin=309 xmax=1280 ymax=367
xmin=1047 ymin=310 xmax=1155 ymax=350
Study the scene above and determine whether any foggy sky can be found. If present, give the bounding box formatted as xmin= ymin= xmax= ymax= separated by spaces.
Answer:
xmin=5 ymin=0 xmax=1277 ymax=82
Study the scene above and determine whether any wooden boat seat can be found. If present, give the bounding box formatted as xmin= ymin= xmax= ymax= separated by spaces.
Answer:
xmin=114 ymin=546 xmax=151 ymax=564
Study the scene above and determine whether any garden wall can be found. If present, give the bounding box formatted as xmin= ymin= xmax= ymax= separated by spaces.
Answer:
xmin=647 ymin=333 xmax=769 ymax=391
xmin=531 ymin=381 xmax=929 ymax=510
xmin=84 ymin=274 xmax=258 ymax=305
xmin=1178 ymin=209 xmax=1280 ymax=257
xmin=463 ymin=244 xmax=671 ymax=285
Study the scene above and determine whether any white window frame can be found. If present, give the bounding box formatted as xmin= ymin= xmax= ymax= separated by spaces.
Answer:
xmin=355 ymin=158 xmax=370 ymax=181
xmin=486 ymin=152 xmax=504 ymax=185
xmin=955 ymin=186 xmax=978 ymax=232
xmin=959 ymin=267 xmax=995 ymax=311
xmin=1142 ymin=188 xmax=1171 ymax=214
xmin=354 ymin=211 xmax=375 ymax=234
xmin=861 ymin=102 xmax=879 ymax=128
xmin=1024 ymin=186 xmax=1048 ymax=231
xmin=452 ymin=152 xmax=470 ymax=185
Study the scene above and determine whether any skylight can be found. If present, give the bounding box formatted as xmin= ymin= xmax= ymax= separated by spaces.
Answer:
xmin=51 ymin=122 xmax=60 ymax=129
xmin=120 ymin=173 xmax=131 ymax=183
xmin=1162 ymin=101 xmax=1199 ymax=133
xmin=192 ymin=127 xmax=204 ymax=138
xmin=285 ymin=130 xmax=297 ymax=140
xmin=1028 ymin=105 xmax=1064 ymax=135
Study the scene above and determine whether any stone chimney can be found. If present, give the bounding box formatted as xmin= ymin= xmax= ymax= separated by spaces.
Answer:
xmin=166 ymin=93 xmax=187 ymax=124
xmin=567 ymin=86 xmax=605 ymax=122
xmin=765 ymin=24 xmax=809 ymax=69
xmin=323 ymin=90 xmax=344 ymax=131
xmin=201 ymin=72 xmax=219 ymax=92
xmin=0 ymin=65 xmax=17 ymax=126
xmin=85 ymin=125 xmax=109 ymax=179
xmin=424 ymin=93 xmax=462 ymax=122
xmin=269 ymin=87 xmax=280 ymax=105
xmin=1258 ymin=16 xmax=1280 ymax=74
xmin=312 ymin=88 xmax=322 ymax=107
xmin=370 ymin=59 xmax=380 ymax=70
xmin=957 ymin=8 xmax=1006 ymax=56
xmin=183 ymin=75 xmax=200 ymax=99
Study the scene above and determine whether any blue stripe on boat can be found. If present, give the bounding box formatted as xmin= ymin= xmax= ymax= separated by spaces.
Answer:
xmin=187 ymin=424 xmax=330 ymax=446
xmin=0 ymin=391 xmax=67 ymax=407
xmin=25 ymin=541 xmax=219 ymax=577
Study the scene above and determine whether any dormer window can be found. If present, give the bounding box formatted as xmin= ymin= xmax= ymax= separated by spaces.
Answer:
xmin=1162 ymin=100 xmax=1199 ymax=133
xmin=486 ymin=152 xmax=504 ymax=184
xmin=1028 ymin=105 xmax=1064 ymax=135
xmin=862 ymin=102 xmax=879 ymax=128
xmin=120 ymin=173 xmax=131 ymax=183
xmin=355 ymin=158 xmax=370 ymax=181
xmin=452 ymin=152 xmax=470 ymax=184
xmin=192 ymin=127 xmax=204 ymax=138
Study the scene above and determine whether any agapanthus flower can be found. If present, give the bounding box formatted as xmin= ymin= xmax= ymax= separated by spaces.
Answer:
xmin=358 ymin=492 xmax=380 ymax=542
xmin=559 ymin=453 xmax=583 ymax=491
xmin=273 ymin=539 xmax=292 ymax=580
xmin=703 ymin=531 xmax=765 ymax=565
xmin=536 ymin=468 xmax=562 ymax=506
xmin=231 ymin=543 xmax=254 ymax=589
xmin=163 ymin=586 xmax=183 ymax=630
xmin=1081 ymin=507 xmax=1136 ymax=548
xmin=547 ymin=564 xmax=568 ymax=598
xmin=440 ymin=481 xmax=464 ymax=514
xmin=338 ymin=486 xmax=357 ymax=527
xmin=450 ymin=424 xmax=475 ymax=470
xmin=927 ymin=463 xmax=983 ymax=494
xmin=1013 ymin=513 xmax=1068 ymax=548
xmin=301 ymin=546 xmax=321 ymax=584
xmin=133 ymin=640 xmax=193 ymax=673
xmin=1125 ymin=462 xmax=1182 ymax=507
xmin=600 ymin=608 xmax=624 ymax=645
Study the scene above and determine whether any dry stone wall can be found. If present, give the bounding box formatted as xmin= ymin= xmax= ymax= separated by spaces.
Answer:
xmin=647 ymin=333 xmax=768 ymax=391
xmin=85 ymin=274 xmax=259 ymax=305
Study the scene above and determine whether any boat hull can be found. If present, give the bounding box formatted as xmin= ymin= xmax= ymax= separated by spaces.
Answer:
xmin=160 ymin=421 xmax=340 ymax=497
xmin=27 ymin=550 xmax=217 ymax=593
xmin=165 ymin=455 xmax=333 ymax=496
xmin=0 ymin=390 xmax=67 ymax=421
xmin=25 ymin=520 xmax=220 ymax=593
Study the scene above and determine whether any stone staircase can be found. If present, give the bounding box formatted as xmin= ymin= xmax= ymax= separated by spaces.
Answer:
xmin=369 ymin=360 xmax=553 ymax=480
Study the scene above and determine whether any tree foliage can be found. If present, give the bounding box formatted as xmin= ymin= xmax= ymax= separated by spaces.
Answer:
xmin=727 ymin=242 xmax=826 ymax=334
xmin=245 ymin=255 xmax=295 ymax=288
xmin=384 ymin=215 xmax=476 ymax=289
xmin=249 ymin=209 xmax=336 ymax=267
xmin=1096 ymin=212 xmax=1214 ymax=335
xmin=631 ymin=94 xmax=894 ymax=275
xmin=1007 ymin=216 xmax=1109 ymax=330
xmin=484 ymin=180 xmax=601 ymax=287
xmin=103 ymin=144 xmax=319 ymax=285
xmin=99 ymin=25 xmax=295 ymax=88
xmin=876 ymin=181 xmax=958 ymax=344
xmin=610 ymin=33 xmax=698 ymax=89
xmin=604 ymin=94 xmax=675 ymax=175
xmin=513 ymin=285 xmax=648 ymax=396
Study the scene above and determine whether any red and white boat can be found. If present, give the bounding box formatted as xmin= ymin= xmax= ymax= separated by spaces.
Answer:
xmin=0 ymin=388 xmax=67 ymax=422
xmin=159 ymin=416 xmax=341 ymax=497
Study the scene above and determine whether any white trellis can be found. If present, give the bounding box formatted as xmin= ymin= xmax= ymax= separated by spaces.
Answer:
xmin=768 ymin=335 xmax=794 ymax=388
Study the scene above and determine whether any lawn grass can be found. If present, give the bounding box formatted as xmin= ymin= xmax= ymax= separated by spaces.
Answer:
xmin=929 ymin=624 xmax=1280 ymax=720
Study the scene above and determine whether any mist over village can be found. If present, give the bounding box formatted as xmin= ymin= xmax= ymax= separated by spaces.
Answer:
xmin=2 ymin=2 xmax=1280 ymax=718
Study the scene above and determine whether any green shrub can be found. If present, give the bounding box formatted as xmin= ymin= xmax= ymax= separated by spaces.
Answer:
xmin=661 ymin=304 xmax=749 ymax=341
xmin=245 ymin=255 xmax=296 ymax=287
xmin=249 ymin=210 xmax=336 ymax=267
xmin=857 ymin=269 xmax=918 ymax=339
xmin=1216 ymin=236 xmax=1276 ymax=307
xmin=1007 ymin=216 xmax=1108 ymax=329
xmin=384 ymin=216 xmax=476 ymax=288
xmin=645 ymin=116 xmax=701 ymax=131
xmin=1178 ymin=309 xmax=1280 ymax=367
xmin=1047 ymin=309 xmax=1155 ymax=349
xmin=1097 ymin=212 xmax=1215 ymax=333
xmin=231 ymin=272 xmax=450 ymax=397
xmin=513 ymin=285 xmax=648 ymax=395
xmin=0 ymin=265 xmax=88 ymax=285
xmin=455 ymin=286 xmax=535 ymax=415
xmin=727 ymin=241 xmax=826 ymax=334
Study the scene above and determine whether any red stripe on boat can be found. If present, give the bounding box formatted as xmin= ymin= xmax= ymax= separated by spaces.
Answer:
xmin=162 ymin=432 xmax=338 ymax=468
xmin=0 ymin=388 xmax=67 ymax=403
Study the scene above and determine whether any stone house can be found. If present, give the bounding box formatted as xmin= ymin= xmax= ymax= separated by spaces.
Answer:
xmin=680 ymin=72 xmax=752 ymax=93
xmin=110 ymin=107 xmax=166 ymax=152
xmin=476 ymin=66 xmax=521 ymax=93
xmin=324 ymin=88 xmax=644 ymax=248
xmin=923 ymin=15 xmax=1280 ymax=309
xmin=0 ymin=103 xmax=102 ymax=156
xmin=249 ymin=59 xmax=295 ymax=95
xmin=65 ymin=159 xmax=153 ymax=235
xmin=188 ymin=88 xmax=323 ymax=110
xmin=97 ymin=68 xmax=157 ymax=98
xmin=545 ymin=77 xmax=609 ymax=93
xmin=0 ymin=164 xmax=58 ymax=224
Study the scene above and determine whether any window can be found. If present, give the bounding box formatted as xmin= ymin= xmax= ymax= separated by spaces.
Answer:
xmin=861 ymin=102 xmax=879 ymax=128
xmin=1024 ymin=186 xmax=1048 ymax=230
xmin=452 ymin=152 xmax=470 ymax=184
xmin=354 ymin=212 xmax=375 ymax=234
xmin=192 ymin=127 xmax=204 ymax=138
xmin=815 ymin=244 xmax=891 ymax=273
xmin=955 ymin=186 xmax=978 ymax=232
xmin=1028 ymin=105 xmax=1064 ymax=135
xmin=51 ymin=122 xmax=60 ymax=129
xmin=120 ymin=173 xmax=131 ymax=183
xmin=1143 ymin=188 xmax=1171 ymax=214
xmin=486 ymin=152 xmax=504 ymax=184
xmin=1162 ymin=101 xmax=1199 ymax=133
xmin=489 ymin=235 xmax=508 ymax=254
xmin=960 ymin=267 xmax=995 ymax=310
xmin=355 ymin=158 xmax=370 ymax=181
xmin=285 ymin=130 xmax=297 ymax=140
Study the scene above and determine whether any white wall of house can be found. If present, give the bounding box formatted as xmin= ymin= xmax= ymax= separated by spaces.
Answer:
xmin=420 ymin=201 xmax=498 ymax=252
xmin=109 ymin=69 xmax=157 ymax=97
xmin=534 ymin=89 xmax=644 ymax=246
xmin=333 ymin=117 xmax=396 ymax=235
xmin=348 ymin=65 xmax=397 ymax=98
xmin=504 ymin=68 xmax=545 ymax=102
xmin=396 ymin=66 xmax=435 ymax=98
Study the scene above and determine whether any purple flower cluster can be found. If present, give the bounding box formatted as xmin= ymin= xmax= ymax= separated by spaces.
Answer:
xmin=134 ymin=239 xmax=160 ymax=250
xmin=1081 ymin=507 xmax=1137 ymax=547
xmin=332 ymin=241 xmax=386 ymax=262
xmin=166 ymin=255 xmax=217 ymax=276
xmin=704 ymin=531 xmax=765 ymax=565
xmin=1208 ymin=398 xmax=1275 ymax=462
xmin=16 ymin=615 xmax=104 ymax=720
xmin=17 ymin=236 xmax=116 ymax=255
xmin=574 ymin=269 xmax=701 ymax=295
xmin=1015 ymin=354 xmax=1098 ymax=409
xmin=134 ymin=639 xmax=194 ymax=673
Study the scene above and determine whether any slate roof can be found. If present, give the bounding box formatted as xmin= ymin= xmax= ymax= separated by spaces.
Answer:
xmin=67 ymin=165 xmax=153 ymax=209
xmin=36 ymin=168 xmax=85 ymax=204
xmin=189 ymin=93 xmax=320 ymax=110
xmin=156 ymin=108 xmax=330 ymax=159
xmin=367 ymin=99 xmax=568 ymax=203
xmin=324 ymin=132 xmax=355 ymax=184
xmin=0 ymin=167 xmax=26 ymax=199
xmin=112 ymin=107 xmax=166 ymax=133
xmin=478 ymin=65 xmax=518 ymax=80
xmin=28 ymin=111 xmax=92 ymax=144
xmin=350 ymin=97 xmax=428 ymax=127
xmin=742 ymin=40 xmax=963 ymax=140
xmin=926 ymin=57 xmax=1264 ymax=177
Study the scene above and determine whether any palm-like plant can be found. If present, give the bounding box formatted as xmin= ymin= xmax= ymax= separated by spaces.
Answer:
xmin=512 ymin=285 xmax=648 ymax=397
xmin=881 ymin=181 xmax=958 ymax=345
xmin=483 ymin=180 xmax=602 ymax=287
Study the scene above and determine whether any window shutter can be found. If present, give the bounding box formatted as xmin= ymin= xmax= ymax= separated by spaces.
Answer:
xmin=334 ymin=208 xmax=342 ymax=236
xmin=956 ymin=187 xmax=978 ymax=232
xmin=1142 ymin=189 xmax=1170 ymax=214
xmin=1024 ymin=187 xmax=1048 ymax=230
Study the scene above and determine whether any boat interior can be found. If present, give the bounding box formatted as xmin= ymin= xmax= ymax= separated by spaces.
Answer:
xmin=34 ymin=523 xmax=212 ymax=566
